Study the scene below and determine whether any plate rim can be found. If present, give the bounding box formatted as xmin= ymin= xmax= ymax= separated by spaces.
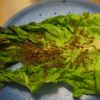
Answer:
xmin=4 ymin=0 xmax=100 ymax=27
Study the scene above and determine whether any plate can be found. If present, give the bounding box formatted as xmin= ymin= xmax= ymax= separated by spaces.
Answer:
xmin=1 ymin=0 xmax=100 ymax=100
xmin=4 ymin=0 xmax=100 ymax=26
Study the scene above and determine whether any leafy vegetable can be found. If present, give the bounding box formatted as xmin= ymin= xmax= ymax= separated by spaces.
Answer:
xmin=0 ymin=13 xmax=100 ymax=98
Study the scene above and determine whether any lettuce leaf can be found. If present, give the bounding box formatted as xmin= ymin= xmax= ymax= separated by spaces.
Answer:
xmin=0 ymin=13 xmax=100 ymax=98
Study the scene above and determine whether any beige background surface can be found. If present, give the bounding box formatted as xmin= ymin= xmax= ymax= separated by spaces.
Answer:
xmin=0 ymin=0 xmax=100 ymax=26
